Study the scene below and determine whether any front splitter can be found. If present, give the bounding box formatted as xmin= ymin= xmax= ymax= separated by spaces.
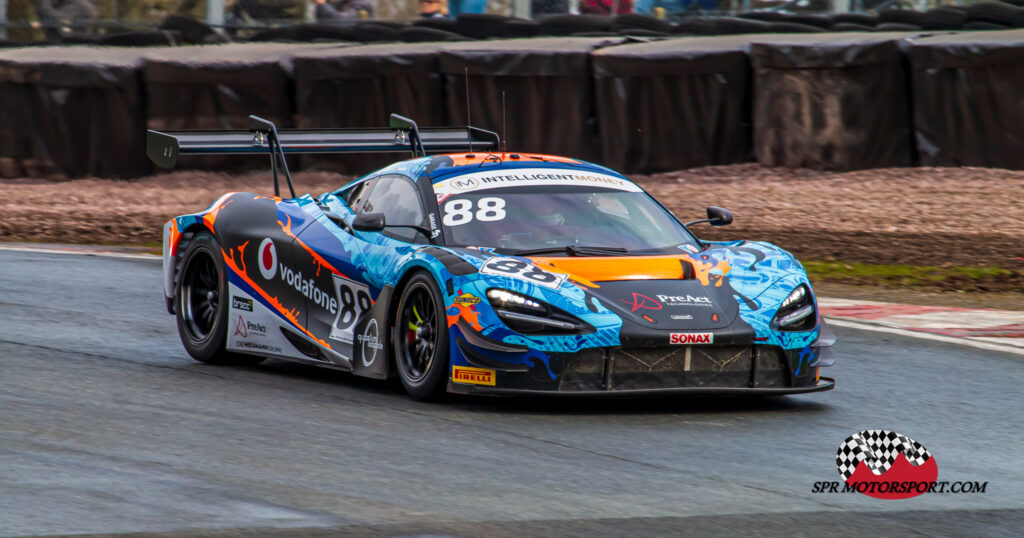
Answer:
xmin=448 ymin=377 xmax=835 ymax=397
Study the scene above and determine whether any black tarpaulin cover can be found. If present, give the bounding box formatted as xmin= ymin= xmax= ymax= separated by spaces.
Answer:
xmin=439 ymin=37 xmax=624 ymax=163
xmin=592 ymin=36 xmax=754 ymax=174
xmin=751 ymin=32 xmax=917 ymax=171
xmin=142 ymin=43 xmax=347 ymax=172
xmin=905 ymin=30 xmax=1024 ymax=168
xmin=291 ymin=42 xmax=449 ymax=175
xmin=0 ymin=46 xmax=150 ymax=178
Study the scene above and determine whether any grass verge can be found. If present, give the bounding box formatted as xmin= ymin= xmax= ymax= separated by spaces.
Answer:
xmin=804 ymin=261 xmax=1024 ymax=293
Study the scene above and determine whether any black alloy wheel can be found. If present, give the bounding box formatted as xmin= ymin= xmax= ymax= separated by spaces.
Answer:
xmin=175 ymin=232 xmax=263 ymax=366
xmin=181 ymin=250 xmax=219 ymax=342
xmin=393 ymin=273 xmax=449 ymax=399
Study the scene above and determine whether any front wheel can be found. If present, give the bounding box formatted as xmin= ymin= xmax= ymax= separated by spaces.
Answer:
xmin=393 ymin=273 xmax=449 ymax=399
xmin=175 ymin=232 xmax=263 ymax=366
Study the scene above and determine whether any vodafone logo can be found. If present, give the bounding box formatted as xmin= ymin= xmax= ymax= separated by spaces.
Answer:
xmin=670 ymin=332 xmax=713 ymax=344
xmin=258 ymin=238 xmax=277 ymax=280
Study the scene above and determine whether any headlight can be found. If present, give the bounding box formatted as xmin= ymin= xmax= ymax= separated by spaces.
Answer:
xmin=771 ymin=284 xmax=816 ymax=332
xmin=486 ymin=289 xmax=545 ymax=313
xmin=486 ymin=288 xmax=594 ymax=334
xmin=780 ymin=285 xmax=805 ymax=309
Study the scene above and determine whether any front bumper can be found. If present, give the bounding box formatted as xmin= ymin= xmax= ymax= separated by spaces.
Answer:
xmin=450 ymin=343 xmax=833 ymax=396
xmin=449 ymin=377 xmax=835 ymax=397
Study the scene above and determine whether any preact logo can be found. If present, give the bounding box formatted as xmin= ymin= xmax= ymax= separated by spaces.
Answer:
xmin=621 ymin=292 xmax=662 ymax=312
xmin=233 ymin=315 xmax=266 ymax=338
xmin=452 ymin=366 xmax=495 ymax=386
xmin=836 ymin=430 xmax=938 ymax=499
xmin=670 ymin=332 xmax=713 ymax=344
xmin=657 ymin=294 xmax=713 ymax=307
xmin=258 ymin=238 xmax=277 ymax=280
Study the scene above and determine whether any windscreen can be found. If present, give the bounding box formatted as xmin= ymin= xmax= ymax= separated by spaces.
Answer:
xmin=434 ymin=170 xmax=699 ymax=254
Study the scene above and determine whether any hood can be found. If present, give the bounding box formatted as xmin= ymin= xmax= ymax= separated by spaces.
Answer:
xmin=523 ymin=241 xmax=808 ymax=329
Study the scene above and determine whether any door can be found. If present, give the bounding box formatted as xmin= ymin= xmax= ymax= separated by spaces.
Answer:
xmin=299 ymin=174 xmax=431 ymax=374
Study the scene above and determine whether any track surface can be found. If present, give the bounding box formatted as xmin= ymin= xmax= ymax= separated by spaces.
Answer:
xmin=1 ymin=251 xmax=1022 ymax=537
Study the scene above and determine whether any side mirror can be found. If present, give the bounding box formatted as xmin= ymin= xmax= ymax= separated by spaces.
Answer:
xmin=685 ymin=206 xmax=733 ymax=227
xmin=353 ymin=213 xmax=386 ymax=232
xmin=706 ymin=206 xmax=733 ymax=226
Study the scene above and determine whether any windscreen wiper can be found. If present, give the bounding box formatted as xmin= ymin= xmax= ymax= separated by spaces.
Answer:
xmin=510 ymin=245 xmax=629 ymax=257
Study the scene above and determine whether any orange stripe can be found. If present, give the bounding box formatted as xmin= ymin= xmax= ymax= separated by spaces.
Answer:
xmin=447 ymin=301 xmax=482 ymax=329
xmin=222 ymin=245 xmax=332 ymax=350
xmin=237 ymin=240 xmax=250 ymax=275
xmin=168 ymin=220 xmax=180 ymax=257
xmin=442 ymin=153 xmax=581 ymax=166
xmin=528 ymin=256 xmax=690 ymax=283
xmin=276 ymin=213 xmax=348 ymax=279
xmin=203 ymin=193 xmax=235 ymax=231
xmin=680 ymin=254 xmax=731 ymax=287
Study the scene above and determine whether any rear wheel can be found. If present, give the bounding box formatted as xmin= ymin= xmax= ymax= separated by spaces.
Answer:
xmin=393 ymin=273 xmax=449 ymax=399
xmin=175 ymin=232 xmax=263 ymax=366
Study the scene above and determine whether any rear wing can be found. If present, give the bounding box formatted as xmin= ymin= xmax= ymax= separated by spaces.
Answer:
xmin=146 ymin=114 xmax=501 ymax=197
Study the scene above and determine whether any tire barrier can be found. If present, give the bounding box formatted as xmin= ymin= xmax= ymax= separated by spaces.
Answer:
xmin=3 ymin=30 xmax=1024 ymax=178
xmin=292 ymin=42 xmax=449 ymax=174
xmin=906 ymin=30 xmax=1024 ymax=168
xmin=142 ymin=43 xmax=343 ymax=173
xmin=593 ymin=35 xmax=752 ymax=173
xmin=0 ymin=47 xmax=148 ymax=178
xmin=751 ymin=33 xmax=913 ymax=170
xmin=439 ymin=37 xmax=623 ymax=164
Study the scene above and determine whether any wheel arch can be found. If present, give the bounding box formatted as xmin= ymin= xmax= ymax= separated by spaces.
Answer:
xmin=384 ymin=260 xmax=450 ymax=377
xmin=164 ymin=220 xmax=219 ymax=315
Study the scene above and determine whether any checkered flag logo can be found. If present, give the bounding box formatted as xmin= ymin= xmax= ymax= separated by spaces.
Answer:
xmin=836 ymin=430 xmax=931 ymax=480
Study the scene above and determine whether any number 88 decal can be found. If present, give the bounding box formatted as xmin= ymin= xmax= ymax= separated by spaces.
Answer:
xmin=330 ymin=275 xmax=372 ymax=344
xmin=442 ymin=197 xmax=506 ymax=227
xmin=480 ymin=258 xmax=567 ymax=290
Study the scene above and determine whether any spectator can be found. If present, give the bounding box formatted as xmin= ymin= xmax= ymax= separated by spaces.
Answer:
xmin=315 ymin=0 xmax=374 ymax=20
xmin=579 ymin=0 xmax=633 ymax=15
xmin=35 ymin=0 xmax=97 ymax=40
xmin=418 ymin=0 xmax=448 ymax=18
xmin=447 ymin=0 xmax=486 ymax=18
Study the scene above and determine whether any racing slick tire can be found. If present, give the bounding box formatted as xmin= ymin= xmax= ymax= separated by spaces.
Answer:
xmin=393 ymin=272 xmax=450 ymax=400
xmin=175 ymin=232 xmax=264 ymax=366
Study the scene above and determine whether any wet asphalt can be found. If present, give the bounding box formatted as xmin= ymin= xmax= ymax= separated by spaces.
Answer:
xmin=1 ymin=250 xmax=1022 ymax=537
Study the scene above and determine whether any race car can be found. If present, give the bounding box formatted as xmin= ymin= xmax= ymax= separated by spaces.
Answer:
xmin=149 ymin=114 xmax=836 ymax=399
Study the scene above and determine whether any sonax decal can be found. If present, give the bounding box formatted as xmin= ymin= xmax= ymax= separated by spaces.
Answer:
xmin=670 ymin=332 xmax=714 ymax=345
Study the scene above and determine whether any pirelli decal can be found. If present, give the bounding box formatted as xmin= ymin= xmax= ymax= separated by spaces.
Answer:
xmin=452 ymin=366 xmax=496 ymax=386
